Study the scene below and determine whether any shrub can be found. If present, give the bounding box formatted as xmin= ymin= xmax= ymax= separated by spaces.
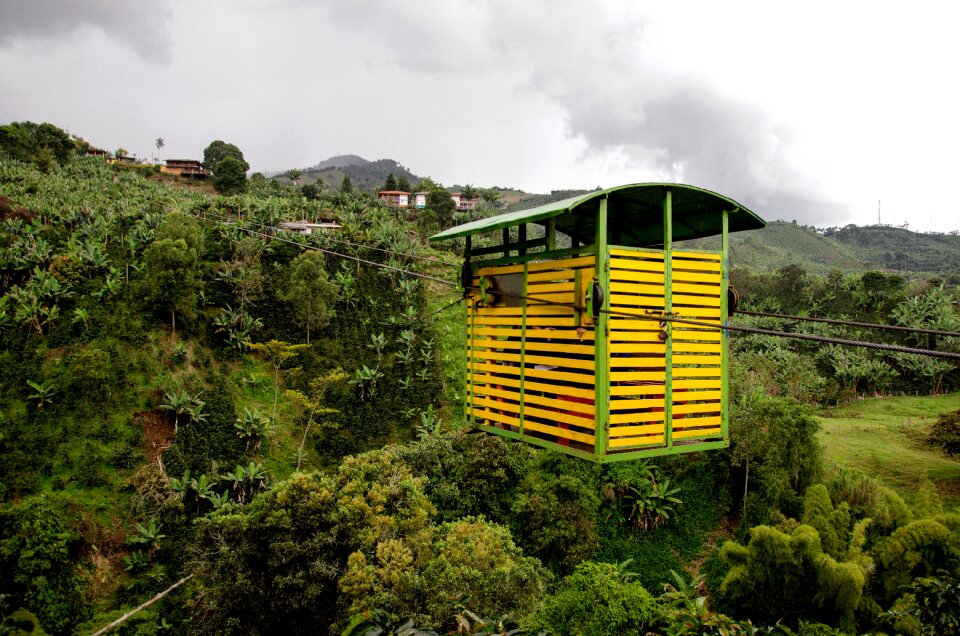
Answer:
xmin=928 ymin=409 xmax=960 ymax=456
xmin=525 ymin=561 xmax=656 ymax=635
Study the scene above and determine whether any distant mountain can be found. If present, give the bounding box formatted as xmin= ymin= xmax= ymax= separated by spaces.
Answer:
xmin=307 ymin=155 xmax=369 ymax=171
xmin=273 ymin=156 xmax=423 ymax=192
xmin=682 ymin=221 xmax=960 ymax=276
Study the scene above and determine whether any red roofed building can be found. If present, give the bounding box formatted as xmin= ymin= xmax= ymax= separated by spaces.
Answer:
xmin=377 ymin=190 xmax=411 ymax=207
xmin=161 ymin=159 xmax=210 ymax=179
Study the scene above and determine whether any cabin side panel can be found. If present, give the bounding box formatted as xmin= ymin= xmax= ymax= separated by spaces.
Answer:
xmin=466 ymin=257 xmax=597 ymax=455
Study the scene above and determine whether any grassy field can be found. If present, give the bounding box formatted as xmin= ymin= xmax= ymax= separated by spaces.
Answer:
xmin=818 ymin=392 xmax=960 ymax=508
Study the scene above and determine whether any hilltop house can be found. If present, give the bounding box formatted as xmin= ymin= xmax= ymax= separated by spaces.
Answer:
xmin=452 ymin=192 xmax=479 ymax=212
xmin=411 ymin=191 xmax=479 ymax=210
xmin=161 ymin=159 xmax=210 ymax=179
xmin=278 ymin=221 xmax=341 ymax=235
xmin=377 ymin=190 xmax=411 ymax=207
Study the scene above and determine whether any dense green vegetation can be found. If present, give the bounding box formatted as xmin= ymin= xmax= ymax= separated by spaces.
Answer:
xmin=1 ymin=122 xmax=960 ymax=635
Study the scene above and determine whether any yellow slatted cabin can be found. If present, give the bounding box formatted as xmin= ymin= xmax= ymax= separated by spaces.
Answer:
xmin=430 ymin=184 xmax=765 ymax=462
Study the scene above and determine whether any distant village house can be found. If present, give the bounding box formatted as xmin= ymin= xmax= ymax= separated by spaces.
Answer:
xmin=278 ymin=221 xmax=341 ymax=235
xmin=161 ymin=159 xmax=210 ymax=179
xmin=377 ymin=190 xmax=410 ymax=207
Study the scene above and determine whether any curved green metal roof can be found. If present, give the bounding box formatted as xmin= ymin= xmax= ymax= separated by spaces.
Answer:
xmin=429 ymin=183 xmax=765 ymax=247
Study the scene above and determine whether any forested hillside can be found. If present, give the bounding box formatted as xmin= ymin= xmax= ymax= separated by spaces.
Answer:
xmin=684 ymin=221 xmax=960 ymax=276
xmin=2 ymin=123 xmax=960 ymax=636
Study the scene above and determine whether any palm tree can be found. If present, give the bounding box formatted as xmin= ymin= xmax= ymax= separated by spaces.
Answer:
xmin=155 ymin=137 xmax=165 ymax=164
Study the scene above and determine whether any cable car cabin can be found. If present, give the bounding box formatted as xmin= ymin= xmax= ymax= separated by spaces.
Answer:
xmin=430 ymin=184 xmax=765 ymax=462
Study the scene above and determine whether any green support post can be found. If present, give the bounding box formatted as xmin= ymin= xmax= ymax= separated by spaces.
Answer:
xmin=663 ymin=188 xmax=673 ymax=448
xmin=547 ymin=218 xmax=556 ymax=252
xmin=594 ymin=196 xmax=610 ymax=460
xmin=519 ymin=262 xmax=528 ymax=437
xmin=721 ymin=210 xmax=730 ymax=444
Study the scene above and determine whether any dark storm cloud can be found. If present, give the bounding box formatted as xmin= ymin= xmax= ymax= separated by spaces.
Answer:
xmin=0 ymin=0 xmax=172 ymax=62
xmin=557 ymin=84 xmax=840 ymax=224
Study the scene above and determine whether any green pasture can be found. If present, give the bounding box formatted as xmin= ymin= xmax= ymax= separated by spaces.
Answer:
xmin=818 ymin=392 xmax=960 ymax=507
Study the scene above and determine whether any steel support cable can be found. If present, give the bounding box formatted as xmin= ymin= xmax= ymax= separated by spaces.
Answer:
xmin=199 ymin=215 xmax=959 ymax=361
xmin=199 ymin=210 xmax=459 ymax=267
xmin=737 ymin=309 xmax=960 ymax=339
xmin=199 ymin=215 xmax=459 ymax=288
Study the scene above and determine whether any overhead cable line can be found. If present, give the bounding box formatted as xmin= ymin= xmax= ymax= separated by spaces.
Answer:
xmin=198 ymin=214 xmax=959 ymax=361
xmin=737 ymin=309 xmax=960 ymax=339
xmin=201 ymin=210 xmax=459 ymax=267
xmin=199 ymin=214 xmax=459 ymax=288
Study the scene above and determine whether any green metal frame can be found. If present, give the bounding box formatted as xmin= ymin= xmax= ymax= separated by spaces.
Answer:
xmin=594 ymin=197 xmax=610 ymax=459
xmin=721 ymin=210 xmax=730 ymax=445
xmin=663 ymin=188 xmax=674 ymax=449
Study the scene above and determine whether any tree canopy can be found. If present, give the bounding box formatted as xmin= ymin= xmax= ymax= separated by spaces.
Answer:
xmin=203 ymin=140 xmax=250 ymax=174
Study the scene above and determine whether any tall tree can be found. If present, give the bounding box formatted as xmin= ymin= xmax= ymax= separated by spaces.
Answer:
xmin=202 ymin=140 xmax=249 ymax=174
xmin=285 ymin=168 xmax=302 ymax=186
xmin=142 ymin=238 xmax=201 ymax=335
xmin=396 ymin=175 xmax=412 ymax=193
xmin=279 ymin=251 xmax=338 ymax=344
xmin=155 ymin=137 xmax=165 ymax=163
xmin=426 ymin=188 xmax=456 ymax=228
xmin=340 ymin=175 xmax=353 ymax=193
xmin=383 ymin=173 xmax=397 ymax=191
xmin=142 ymin=213 xmax=204 ymax=335
xmin=213 ymin=156 xmax=247 ymax=195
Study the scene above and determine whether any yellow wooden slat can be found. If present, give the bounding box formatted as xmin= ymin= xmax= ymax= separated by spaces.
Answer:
xmin=526 ymin=270 xmax=577 ymax=283
xmin=609 ymin=282 xmax=667 ymax=296
xmin=671 ymin=270 xmax=722 ymax=284
xmin=473 ymin=316 xmax=577 ymax=327
xmin=472 ymin=350 xmax=595 ymax=371
xmin=610 ymin=410 xmax=669 ymax=424
xmin=526 ymin=282 xmax=575 ymax=294
xmin=470 ymin=372 xmax=596 ymax=400
xmin=609 ymin=435 xmax=665 ymax=448
xmin=673 ymin=390 xmax=723 ymax=402
xmin=673 ymin=250 xmax=720 ymax=261
xmin=673 ymin=379 xmax=721 ymax=390
xmin=671 ymin=354 xmax=721 ymax=366
xmin=673 ymin=294 xmax=721 ymax=307
xmin=522 ymin=419 xmax=596 ymax=445
xmin=610 ymin=342 xmax=667 ymax=354
xmin=610 ymin=422 xmax=664 ymax=435
xmin=520 ymin=402 xmax=596 ymax=429
xmin=469 ymin=407 xmax=520 ymax=429
xmin=477 ymin=263 xmax=525 ymax=275
xmin=672 ymin=342 xmax=722 ymax=353
xmin=610 ymin=371 xmax=667 ymax=382
xmin=610 ymin=397 xmax=667 ymax=410
xmin=610 ymin=357 xmax=670 ymax=369
xmin=526 ymin=292 xmax=575 ymax=305
xmin=524 ymin=341 xmax=596 ymax=357
xmin=673 ymin=367 xmax=721 ymax=377
xmin=673 ymin=402 xmax=721 ymax=415
xmin=470 ymin=362 xmax=595 ymax=386
xmin=609 ymin=269 xmax=667 ymax=283
xmin=470 ymin=338 xmax=595 ymax=356
xmin=469 ymin=386 xmax=596 ymax=417
xmin=672 ymin=282 xmax=720 ymax=295
xmin=608 ymin=331 xmax=664 ymax=343
xmin=528 ymin=255 xmax=596 ymax=272
xmin=610 ymin=247 xmax=661 ymax=257
xmin=672 ymin=329 xmax=721 ymax=342
xmin=610 ymin=384 xmax=666 ymax=397
xmin=473 ymin=306 xmax=525 ymax=316
xmin=673 ymin=415 xmax=722 ymax=429
xmin=670 ymin=261 xmax=720 ymax=273
xmin=672 ymin=428 xmax=722 ymax=440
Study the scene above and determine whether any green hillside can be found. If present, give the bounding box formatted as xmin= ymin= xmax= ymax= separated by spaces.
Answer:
xmin=684 ymin=221 xmax=960 ymax=276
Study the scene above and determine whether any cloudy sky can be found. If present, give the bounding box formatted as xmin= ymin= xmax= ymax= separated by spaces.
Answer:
xmin=1 ymin=0 xmax=958 ymax=231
